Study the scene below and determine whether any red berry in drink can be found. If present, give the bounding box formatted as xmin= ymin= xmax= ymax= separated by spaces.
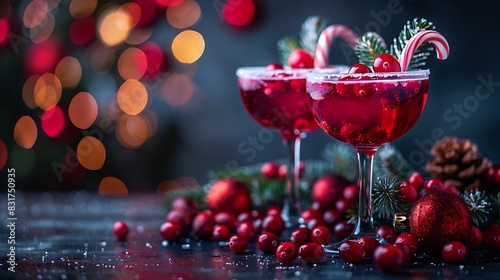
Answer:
xmin=424 ymin=178 xmax=444 ymax=193
xmin=358 ymin=236 xmax=380 ymax=258
xmin=237 ymin=220 xmax=257 ymax=241
xmin=372 ymin=54 xmax=401 ymax=73
xmin=373 ymin=244 xmax=405 ymax=272
xmin=288 ymin=49 xmax=314 ymax=69
xmin=262 ymin=214 xmax=285 ymax=237
xmin=113 ymin=221 xmax=129 ymax=240
xmin=261 ymin=162 xmax=280 ymax=178
xmin=398 ymin=181 xmax=418 ymax=202
xmin=265 ymin=63 xmax=284 ymax=70
xmin=483 ymin=224 xmax=500 ymax=251
xmin=214 ymin=211 xmax=237 ymax=232
xmin=299 ymin=242 xmax=325 ymax=264
xmin=348 ymin=63 xmax=372 ymax=74
xmin=333 ymin=220 xmax=354 ymax=239
xmin=212 ymin=224 xmax=231 ymax=242
xmin=343 ymin=184 xmax=359 ymax=202
xmin=229 ymin=234 xmax=248 ymax=253
xmin=466 ymin=226 xmax=483 ymax=249
xmin=160 ymin=222 xmax=183 ymax=242
xmin=394 ymin=232 xmax=418 ymax=254
xmin=257 ymin=232 xmax=279 ymax=253
xmin=276 ymin=241 xmax=298 ymax=264
xmin=377 ymin=224 xmax=396 ymax=244
xmin=442 ymin=241 xmax=467 ymax=262
xmin=408 ymin=172 xmax=425 ymax=191
xmin=290 ymin=227 xmax=312 ymax=247
xmin=339 ymin=241 xmax=365 ymax=263
xmin=311 ymin=225 xmax=332 ymax=245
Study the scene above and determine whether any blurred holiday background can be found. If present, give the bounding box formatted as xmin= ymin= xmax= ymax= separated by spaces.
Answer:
xmin=1 ymin=0 xmax=500 ymax=193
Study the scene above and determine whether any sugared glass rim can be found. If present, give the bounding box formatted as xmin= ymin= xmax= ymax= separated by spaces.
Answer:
xmin=236 ymin=65 xmax=350 ymax=79
xmin=306 ymin=69 xmax=430 ymax=82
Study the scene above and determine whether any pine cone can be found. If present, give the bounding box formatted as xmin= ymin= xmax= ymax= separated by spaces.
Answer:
xmin=426 ymin=137 xmax=491 ymax=191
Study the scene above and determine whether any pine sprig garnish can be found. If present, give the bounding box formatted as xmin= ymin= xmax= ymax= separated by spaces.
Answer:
xmin=373 ymin=175 xmax=412 ymax=221
xmin=462 ymin=189 xmax=493 ymax=227
xmin=355 ymin=32 xmax=388 ymax=68
xmin=374 ymin=144 xmax=414 ymax=181
xmin=299 ymin=16 xmax=328 ymax=55
xmin=277 ymin=36 xmax=301 ymax=65
xmin=389 ymin=18 xmax=436 ymax=69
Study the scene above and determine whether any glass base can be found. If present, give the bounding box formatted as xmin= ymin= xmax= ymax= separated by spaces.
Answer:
xmin=323 ymin=232 xmax=386 ymax=255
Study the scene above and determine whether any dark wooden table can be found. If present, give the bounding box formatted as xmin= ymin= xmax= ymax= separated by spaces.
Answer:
xmin=2 ymin=192 xmax=500 ymax=280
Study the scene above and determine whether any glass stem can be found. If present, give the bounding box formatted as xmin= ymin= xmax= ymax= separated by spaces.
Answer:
xmin=354 ymin=151 xmax=375 ymax=236
xmin=281 ymin=136 xmax=302 ymax=227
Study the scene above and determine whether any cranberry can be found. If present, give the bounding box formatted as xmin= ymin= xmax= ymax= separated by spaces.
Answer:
xmin=358 ymin=236 xmax=380 ymax=257
xmin=214 ymin=211 xmax=237 ymax=232
xmin=398 ymin=181 xmax=418 ymax=202
xmin=342 ymin=184 xmax=359 ymax=202
xmin=276 ymin=241 xmax=298 ymax=264
xmin=336 ymin=76 xmax=355 ymax=96
xmin=261 ymin=162 xmax=280 ymax=178
xmin=339 ymin=241 xmax=365 ymax=263
xmin=229 ymin=234 xmax=248 ymax=253
xmin=335 ymin=198 xmax=353 ymax=214
xmin=395 ymin=243 xmax=413 ymax=263
xmin=483 ymin=224 xmax=500 ymax=251
xmin=394 ymin=232 xmax=418 ymax=254
xmin=353 ymin=81 xmax=374 ymax=98
xmin=424 ymin=178 xmax=444 ymax=193
xmin=372 ymin=54 xmax=401 ymax=73
xmin=265 ymin=63 xmax=284 ymax=70
xmin=377 ymin=224 xmax=396 ymax=244
xmin=212 ymin=224 xmax=231 ymax=242
xmin=278 ymin=164 xmax=287 ymax=179
xmin=288 ymin=49 xmax=313 ymax=69
xmin=311 ymin=225 xmax=332 ymax=245
xmin=160 ymin=222 xmax=183 ymax=242
xmin=171 ymin=196 xmax=198 ymax=214
xmin=408 ymin=172 xmax=425 ymax=191
xmin=237 ymin=220 xmax=257 ymax=241
xmin=301 ymin=208 xmax=323 ymax=223
xmin=373 ymin=244 xmax=405 ymax=272
xmin=257 ymin=232 xmax=279 ymax=253
xmin=113 ymin=221 xmax=129 ymax=240
xmin=237 ymin=211 xmax=253 ymax=223
xmin=262 ymin=214 xmax=285 ymax=237
xmin=348 ymin=63 xmax=372 ymax=74
xmin=323 ymin=209 xmax=341 ymax=227
xmin=266 ymin=205 xmax=282 ymax=216
xmin=166 ymin=209 xmax=193 ymax=232
xmin=305 ymin=217 xmax=329 ymax=230
xmin=192 ymin=210 xmax=215 ymax=240
xmin=298 ymin=242 xmax=324 ymax=264
xmin=290 ymin=227 xmax=312 ymax=247
xmin=466 ymin=226 xmax=483 ymax=249
xmin=333 ymin=220 xmax=354 ymax=239
xmin=252 ymin=218 xmax=263 ymax=233
xmin=484 ymin=165 xmax=500 ymax=186
xmin=442 ymin=241 xmax=467 ymax=262
xmin=443 ymin=184 xmax=460 ymax=196
xmin=340 ymin=123 xmax=362 ymax=141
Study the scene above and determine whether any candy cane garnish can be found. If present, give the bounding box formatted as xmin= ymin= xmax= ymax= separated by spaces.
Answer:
xmin=314 ymin=25 xmax=358 ymax=68
xmin=398 ymin=30 xmax=450 ymax=71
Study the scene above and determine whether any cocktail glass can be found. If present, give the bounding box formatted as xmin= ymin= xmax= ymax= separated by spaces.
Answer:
xmin=236 ymin=66 xmax=349 ymax=226
xmin=306 ymin=69 xmax=430 ymax=251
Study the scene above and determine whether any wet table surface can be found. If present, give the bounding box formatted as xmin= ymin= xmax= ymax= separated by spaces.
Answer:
xmin=1 ymin=192 xmax=500 ymax=280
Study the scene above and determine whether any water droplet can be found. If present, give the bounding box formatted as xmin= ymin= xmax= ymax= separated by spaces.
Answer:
xmin=161 ymin=240 xmax=169 ymax=247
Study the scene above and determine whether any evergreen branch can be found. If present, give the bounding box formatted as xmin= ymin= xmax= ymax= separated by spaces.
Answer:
xmin=299 ymin=16 xmax=328 ymax=54
xmin=373 ymin=176 xmax=412 ymax=221
xmin=321 ymin=142 xmax=358 ymax=182
xmin=463 ymin=189 xmax=493 ymax=227
xmin=277 ymin=36 xmax=301 ymax=65
xmin=374 ymin=144 xmax=414 ymax=180
xmin=354 ymin=32 xmax=388 ymax=67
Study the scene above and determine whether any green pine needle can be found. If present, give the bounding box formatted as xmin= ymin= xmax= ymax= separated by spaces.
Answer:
xmin=389 ymin=18 xmax=436 ymax=69
xmin=299 ymin=16 xmax=328 ymax=55
xmin=374 ymin=144 xmax=414 ymax=181
xmin=354 ymin=32 xmax=388 ymax=68
xmin=277 ymin=36 xmax=301 ymax=65
xmin=321 ymin=142 xmax=358 ymax=182
xmin=463 ymin=189 xmax=493 ymax=227
xmin=373 ymin=176 xmax=411 ymax=221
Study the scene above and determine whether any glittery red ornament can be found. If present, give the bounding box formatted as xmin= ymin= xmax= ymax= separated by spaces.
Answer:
xmin=409 ymin=191 xmax=472 ymax=255
xmin=206 ymin=178 xmax=251 ymax=216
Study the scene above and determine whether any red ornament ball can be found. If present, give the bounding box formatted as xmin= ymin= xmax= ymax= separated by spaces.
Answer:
xmin=409 ymin=191 xmax=472 ymax=255
xmin=206 ymin=178 xmax=251 ymax=216
xmin=312 ymin=174 xmax=351 ymax=210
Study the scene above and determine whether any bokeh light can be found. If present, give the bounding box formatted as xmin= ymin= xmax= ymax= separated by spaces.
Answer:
xmin=166 ymin=0 xmax=201 ymax=29
xmin=0 ymin=139 xmax=8 ymax=170
xmin=118 ymin=47 xmax=148 ymax=80
xmin=25 ymin=40 xmax=61 ymax=75
xmin=139 ymin=42 xmax=166 ymax=79
xmin=120 ymin=2 xmax=142 ymax=28
xmin=143 ymin=111 xmax=158 ymax=138
xmin=77 ymin=136 xmax=106 ymax=170
xmin=90 ymin=43 xmax=116 ymax=74
xmin=155 ymin=0 xmax=185 ymax=7
xmin=14 ymin=116 xmax=38 ymax=149
xmin=22 ymin=75 xmax=40 ymax=109
xmin=69 ymin=92 xmax=98 ymax=129
xmin=69 ymin=16 xmax=96 ymax=45
xmin=34 ymin=73 xmax=62 ymax=110
xmin=0 ymin=19 xmax=9 ymax=45
xmin=30 ymin=13 xmax=55 ymax=44
xmin=99 ymin=176 xmax=129 ymax=196
xmin=161 ymin=73 xmax=193 ymax=106
xmin=23 ymin=0 xmax=48 ymax=29
xmin=117 ymin=79 xmax=148 ymax=115
xmin=156 ymin=176 xmax=199 ymax=193
xmin=116 ymin=114 xmax=149 ymax=148
xmin=134 ymin=0 xmax=157 ymax=27
xmin=69 ymin=0 xmax=98 ymax=19
xmin=97 ymin=8 xmax=132 ymax=47
xmin=223 ymin=0 xmax=256 ymax=27
xmin=55 ymin=56 xmax=82 ymax=89
xmin=171 ymin=30 xmax=205 ymax=64
xmin=41 ymin=105 xmax=65 ymax=138
xmin=125 ymin=27 xmax=153 ymax=45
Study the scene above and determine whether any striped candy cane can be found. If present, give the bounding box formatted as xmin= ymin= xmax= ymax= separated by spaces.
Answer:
xmin=398 ymin=30 xmax=450 ymax=71
xmin=314 ymin=25 xmax=358 ymax=68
